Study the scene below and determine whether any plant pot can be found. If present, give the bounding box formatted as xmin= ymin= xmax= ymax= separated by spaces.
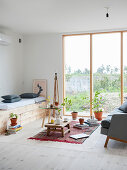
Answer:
xmin=71 ymin=112 xmax=78 ymax=120
xmin=10 ymin=118 xmax=17 ymax=126
xmin=79 ymin=118 xmax=84 ymax=125
xmin=50 ymin=104 xmax=53 ymax=108
xmin=94 ymin=111 xmax=103 ymax=121
xmin=55 ymin=101 xmax=59 ymax=106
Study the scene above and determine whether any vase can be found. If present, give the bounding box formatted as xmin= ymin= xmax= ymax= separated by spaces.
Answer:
xmin=56 ymin=118 xmax=61 ymax=125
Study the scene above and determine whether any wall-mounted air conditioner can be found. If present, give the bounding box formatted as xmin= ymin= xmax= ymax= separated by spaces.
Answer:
xmin=0 ymin=33 xmax=11 ymax=45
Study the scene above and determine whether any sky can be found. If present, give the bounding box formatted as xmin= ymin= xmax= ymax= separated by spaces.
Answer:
xmin=64 ymin=33 xmax=127 ymax=73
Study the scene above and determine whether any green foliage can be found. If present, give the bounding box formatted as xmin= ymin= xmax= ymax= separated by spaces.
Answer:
xmin=92 ymin=91 xmax=105 ymax=112
xmin=64 ymin=64 xmax=127 ymax=112
xmin=9 ymin=113 xmax=18 ymax=119
xmin=93 ymin=74 xmax=121 ymax=92
xmin=65 ymin=93 xmax=90 ymax=112
xmin=61 ymin=97 xmax=72 ymax=111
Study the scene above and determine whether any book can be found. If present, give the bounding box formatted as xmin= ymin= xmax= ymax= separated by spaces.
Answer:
xmin=9 ymin=124 xmax=22 ymax=129
xmin=7 ymin=125 xmax=23 ymax=134
xmin=85 ymin=121 xmax=99 ymax=127
xmin=15 ymin=126 xmax=22 ymax=131
xmin=73 ymin=123 xmax=89 ymax=129
xmin=70 ymin=133 xmax=89 ymax=139
xmin=7 ymin=129 xmax=16 ymax=134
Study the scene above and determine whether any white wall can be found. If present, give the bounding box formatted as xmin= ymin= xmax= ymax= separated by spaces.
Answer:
xmin=0 ymin=29 xmax=24 ymax=100
xmin=23 ymin=34 xmax=63 ymax=102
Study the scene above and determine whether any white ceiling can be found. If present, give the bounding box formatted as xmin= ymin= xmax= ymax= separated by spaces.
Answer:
xmin=0 ymin=0 xmax=127 ymax=34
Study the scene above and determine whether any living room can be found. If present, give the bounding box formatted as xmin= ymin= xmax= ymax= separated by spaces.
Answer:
xmin=0 ymin=0 xmax=127 ymax=170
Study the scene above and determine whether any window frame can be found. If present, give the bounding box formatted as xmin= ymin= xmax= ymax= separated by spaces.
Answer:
xmin=63 ymin=30 xmax=126 ymax=117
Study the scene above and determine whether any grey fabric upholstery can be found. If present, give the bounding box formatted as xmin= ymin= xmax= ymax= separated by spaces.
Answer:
xmin=101 ymin=119 xmax=111 ymax=129
xmin=101 ymin=108 xmax=127 ymax=142
xmin=101 ymin=127 xmax=109 ymax=135
xmin=119 ymin=101 xmax=127 ymax=112
xmin=108 ymin=114 xmax=127 ymax=141
xmin=101 ymin=108 xmax=125 ymax=129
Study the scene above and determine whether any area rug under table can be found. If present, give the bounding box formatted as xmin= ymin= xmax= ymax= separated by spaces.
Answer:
xmin=28 ymin=121 xmax=99 ymax=144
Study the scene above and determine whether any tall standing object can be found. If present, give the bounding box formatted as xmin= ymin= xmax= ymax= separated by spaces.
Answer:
xmin=53 ymin=73 xmax=59 ymax=117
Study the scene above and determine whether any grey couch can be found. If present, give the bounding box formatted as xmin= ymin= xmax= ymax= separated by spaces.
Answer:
xmin=101 ymin=107 xmax=127 ymax=147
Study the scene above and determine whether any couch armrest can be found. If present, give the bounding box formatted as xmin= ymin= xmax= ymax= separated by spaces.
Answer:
xmin=108 ymin=114 xmax=127 ymax=141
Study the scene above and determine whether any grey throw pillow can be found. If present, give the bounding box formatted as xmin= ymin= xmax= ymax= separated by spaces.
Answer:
xmin=2 ymin=94 xmax=20 ymax=100
xmin=20 ymin=93 xmax=38 ymax=98
xmin=119 ymin=102 xmax=127 ymax=113
xmin=2 ymin=97 xmax=21 ymax=103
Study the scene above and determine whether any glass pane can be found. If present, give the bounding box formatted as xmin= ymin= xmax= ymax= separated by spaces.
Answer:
xmin=123 ymin=32 xmax=127 ymax=102
xmin=93 ymin=33 xmax=121 ymax=116
xmin=64 ymin=35 xmax=90 ymax=116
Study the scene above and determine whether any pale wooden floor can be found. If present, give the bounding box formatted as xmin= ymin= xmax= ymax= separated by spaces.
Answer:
xmin=0 ymin=117 xmax=127 ymax=170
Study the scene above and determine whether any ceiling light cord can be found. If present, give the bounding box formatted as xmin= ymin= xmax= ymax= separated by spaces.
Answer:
xmin=105 ymin=7 xmax=109 ymax=18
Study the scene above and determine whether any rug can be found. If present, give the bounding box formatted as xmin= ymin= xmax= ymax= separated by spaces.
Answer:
xmin=28 ymin=121 xmax=99 ymax=144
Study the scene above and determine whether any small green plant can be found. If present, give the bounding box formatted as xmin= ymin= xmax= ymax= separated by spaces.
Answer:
xmin=92 ymin=91 xmax=104 ymax=112
xmin=61 ymin=97 xmax=72 ymax=111
xmin=9 ymin=113 xmax=18 ymax=119
xmin=55 ymin=97 xmax=72 ymax=114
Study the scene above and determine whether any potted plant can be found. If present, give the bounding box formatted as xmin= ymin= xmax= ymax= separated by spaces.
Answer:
xmin=9 ymin=113 xmax=18 ymax=126
xmin=55 ymin=101 xmax=59 ymax=106
xmin=92 ymin=91 xmax=104 ymax=121
xmin=61 ymin=97 xmax=78 ymax=120
xmin=79 ymin=117 xmax=84 ymax=125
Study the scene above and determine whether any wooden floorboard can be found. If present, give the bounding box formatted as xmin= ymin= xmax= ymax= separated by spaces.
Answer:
xmin=0 ymin=117 xmax=127 ymax=170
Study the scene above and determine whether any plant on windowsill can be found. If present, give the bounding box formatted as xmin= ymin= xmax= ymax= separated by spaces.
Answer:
xmin=92 ymin=91 xmax=105 ymax=121
xmin=9 ymin=113 xmax=18 ymax=126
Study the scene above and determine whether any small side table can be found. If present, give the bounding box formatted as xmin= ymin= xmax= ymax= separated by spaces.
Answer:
xmin=40 ymin=106 xmax=63 ymax=128
xmin=45 ymin=121 xmax=71 ymax=137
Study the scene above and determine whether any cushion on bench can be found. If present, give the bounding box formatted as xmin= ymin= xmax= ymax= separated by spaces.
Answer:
xmin=2 ymin=95 xmax=20 ymax=100
xmin=2 ymin=97 xmax=21 ymax=103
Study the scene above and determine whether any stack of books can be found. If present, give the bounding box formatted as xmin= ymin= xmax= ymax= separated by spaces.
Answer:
xmin=73 ymin=123 xmax=89 ymax=129
xmin=7 ymin=125 xmax=22 ymax=134
xmin=85 ymin=119 xmax=99 ymax=126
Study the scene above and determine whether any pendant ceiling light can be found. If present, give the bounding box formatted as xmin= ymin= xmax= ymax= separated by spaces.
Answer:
xmin=105 ymin=7 xmax=109 ymax=18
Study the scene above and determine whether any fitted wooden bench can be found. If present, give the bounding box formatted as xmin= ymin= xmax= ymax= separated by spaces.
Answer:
xmin=0 ymin=101 xmax=47 ymax=134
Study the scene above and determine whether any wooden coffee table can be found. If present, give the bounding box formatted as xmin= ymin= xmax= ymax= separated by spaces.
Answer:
xmin=45 ymin=121 xmax=71 ymax=137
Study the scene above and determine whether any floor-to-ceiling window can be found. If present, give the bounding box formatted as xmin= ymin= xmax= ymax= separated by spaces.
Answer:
xmin=64 ymin=35 xmax=90 ymax=116
xmin=63 ymin=31 xmax=125 ymax=117
xmin=123 ymin=32 xmax=127 ymax=101
xmin=93 ymin=33 xmax=121 ymax=115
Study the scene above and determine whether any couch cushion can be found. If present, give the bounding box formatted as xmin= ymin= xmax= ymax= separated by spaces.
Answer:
xmin=101 ymin=107 xmax=125 ymax=129
xmin=108 ymin=108 xmax=124 ymax=116
xmin=119 ymin=102 xmax=127 ymax=113
xmin=101 ymin=115 xmax=112 ymax=129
